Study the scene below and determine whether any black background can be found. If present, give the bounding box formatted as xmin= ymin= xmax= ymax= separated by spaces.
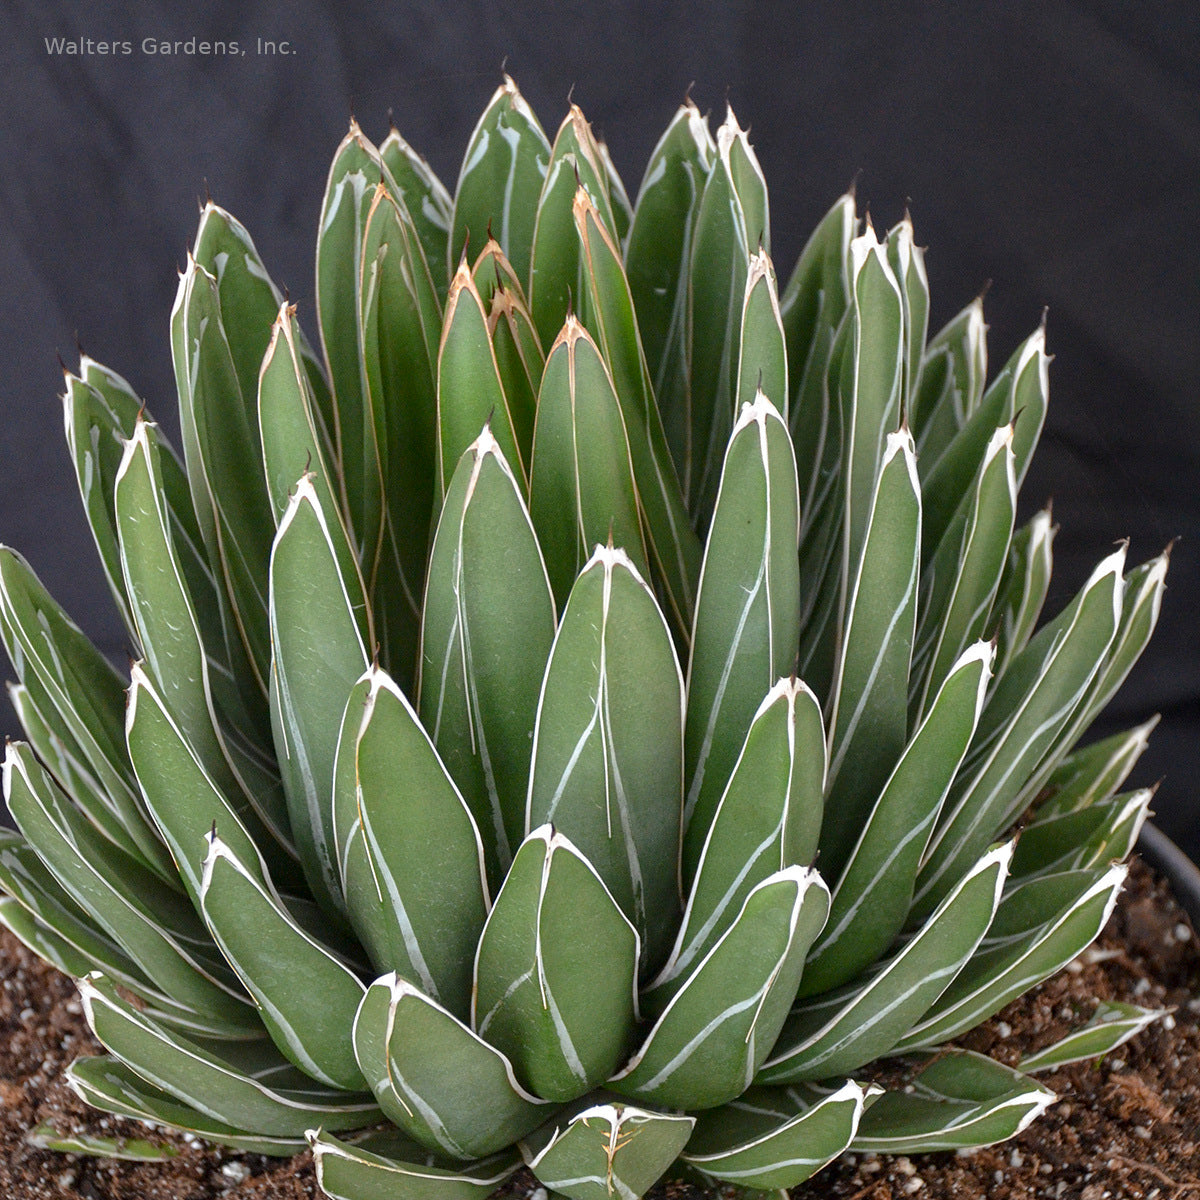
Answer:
xmin=1 ymin=2 xmax=1197 ymax=854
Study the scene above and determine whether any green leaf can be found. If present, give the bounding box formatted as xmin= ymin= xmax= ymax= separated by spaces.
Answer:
xmin=126 ymin=664 xmax=298 ymax=903
xmin=574 ymin=189 xmax=701 ymax=641
xmin=819 ymin=430 xmax=920 ymax=882
xmin=418 ymin=429 xmax=557 ymax=884
xmin=760 ymin=841 xmax=1011 ymax=1084
xmin=736 ymin=251 xmax=788 ymax=416
xmin=522 ymin=1101 xmax=695 ymax=1200
xmin=1010 ymin=788 xmax=1151 ymax=878
xmin=529 ymin=318 xmax=648 ymax=606
xmin=989 ymin=507 xmax=1055 ymax=681
xmin=483 ymin=266 xmax=542 ymax=467
xmin=1038 ymin=717 xmax=1157 ymax=816
xmin=914 ymin=550 xmax=1124 ymax=918
xmin=851 ymin=1051 xmax=1053 ymax=1154
xmin=910 ymin=298 xmax=987 ymax=470
xmin=529 ymin=105 xmax=619 ymax=349
xmin=199 ymin=833 xmax=367 ymax=1091
xmin=269 ymin=477 xmax=371 ymax=916
xmin=67 ymin=1056 xmax=307 ymax=1157
xmin=895 ymin=863 xmax=1127 ymax=1049
xmin=450 ymin=76 xmax=551 ymax=285
xmin=379 ymin=125 xmax=454 ymax=300
xmin=1019 ymin=1001 xmax=1166 ymax=1073
xmin=0 ymin=548 xmax=173 ymax=882
xmin=625 ymin=101 xmax=714 ymax=480
xmin=115 ymin=420 xmax=294 ymax=872
xmin=682 ymin=1081 xmax=878 ymax=1190
xmin=909 ymin=424 xmax=1016 ymax=722
xmin=781 ymin=193 xmax=855 ymax=519
xmin=919 ymin=327 xmax=1047 ymax=556
xmin=313 ymin=1130 xmax=520 ymax=1200
xmin=359 ymin=181 xmax=443 ymax=686
xmin=650 ymin=678 xmax=824 ymax=1007
xmin=338 ymin=666 xmax=489 ymax=1021
xmin=474 ymin=827 xmax=639 ymax=1102
xmin=684 ymin=394 xmax=800 ymax=879
xmin=353 ymin=974 xmax=550 ymax=1159
xmin=80 ymin=973 xmax=378 ymax=1137
xmin=598 ymin=139 xmax=634 ymax=246
xmin=26 ymin=1120 xmax=178 ymax=1162
xmin=170 ymin=256 xmax=275 ymax=702
xmin=886 ymin=215 xmax=930 ymax=415
xmin=437 ymin=264 xmax=528 ymax=494
xmin=800 ymin=642 xmax=992 ymax=997
xmin=612 ymin=867 xmax=828 ymax=1110
xmin=4 ymin=742 xmax=258 ymax=1032
xmin=527 ymin=546 xmax=685 ymax=970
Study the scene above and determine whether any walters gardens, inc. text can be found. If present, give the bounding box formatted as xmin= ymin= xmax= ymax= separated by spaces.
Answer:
xmin=44 ymin=37 xmax=295 ymax=56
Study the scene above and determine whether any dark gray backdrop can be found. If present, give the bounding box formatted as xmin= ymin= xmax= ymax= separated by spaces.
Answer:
xmin=2 ymin=1 xmax=1197 ymax=854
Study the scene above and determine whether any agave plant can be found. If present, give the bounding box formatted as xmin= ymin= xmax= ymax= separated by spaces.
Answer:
xmin=0 ymin=78 xmax=1170 ymax=1199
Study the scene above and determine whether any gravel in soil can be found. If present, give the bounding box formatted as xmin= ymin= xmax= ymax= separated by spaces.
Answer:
xmin=1 ymin=857 xmax=1197 ymax=1199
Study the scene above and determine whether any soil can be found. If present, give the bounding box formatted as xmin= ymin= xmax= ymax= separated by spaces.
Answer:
xmin=1 ymin=856 xmax=1197 ymax=1200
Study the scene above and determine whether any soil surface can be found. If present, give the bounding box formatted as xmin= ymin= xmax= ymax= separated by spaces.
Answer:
xmin=1 ymin=856 xmax=1197 ymax=1200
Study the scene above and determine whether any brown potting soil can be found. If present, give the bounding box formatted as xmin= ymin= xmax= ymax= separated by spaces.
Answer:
xmin=1 ymin=856 xmax=1197 ymax=1200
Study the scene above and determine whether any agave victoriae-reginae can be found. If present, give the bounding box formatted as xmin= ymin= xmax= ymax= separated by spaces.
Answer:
xmin=0 ymin=78 xmax=1170 ymax=1199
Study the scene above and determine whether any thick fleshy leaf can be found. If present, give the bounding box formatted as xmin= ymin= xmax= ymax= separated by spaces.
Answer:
xmin=625 ymin=100 xmax=714 ymax=468
xmin=574 ymin=189 xmax=701 ymax=641
xmin=450 ymin=77 xmax=550 ymax=282
xmin=782 ymin=193 xmax=855 ymax=519
xmin=80 ymin=973 xmax=377 ymax=1137
xmin=909 ymin=425 xmax=1015 ymax=721
xmin=437 ymin=263 xmax=528 ymax=493
xmin=0 ymin=548 xmax=173 ymax=881
xmin=170 ymin=256 xmax=275 ymax=701
xmin=920 ymin=326 xmax=1048 ymax=555
xmin=338 ymin=666 xmax=489 ymax=1020
xmin=269 ymin=478 xmax=371 ymax=915
xmin=529 ymin=105 xmax=618 ymax=349
xmin=682 ymin=1081 xmax=877 ymax=1190
xmin=896 ymin=863 xmax=1127 ymax=1050
xmin=1038 ymin=717 xmax=1157 ymax=816
xmin=26 ymin=1120 xmax=178 ymax=1162
xmin=1019 ymin=1001 xmax=1166 ymax=1073
xmin=526 ymin=546 xmax=684 ymax=969
xmin=851 ymin=1051 xmax=1054 ymax=1154
xmin=1011 ymin=788 xmax=1151 ymax=878
xmin=126 ymin=663 xmax=298 ymax=903
xmin=910 ymin=298 xmax=987 ymax=472
xmin=358 ymin=181 xmax=443 ymax=686
xmin=834 ymin=229 xmax=904 ymax=587
xmin=199 ymin=833 xmax=366 ymax=1090
xmin=886 ymin=215 xmax=930 ymax=414
xmin=650 ymin=679 xmax=824 ymax=1005
xmin=4 ymin=742 xmax=257 ymax=1032
xmin=989 ymin=506 xmax=1055 ymax=681
xmin=115 ymin=421 xmax=294 ymax=869
xmin=684 ymin=393 xmax=800 ymax=878
xmin=418 ymin=429 xmax=557 ymax=883
xmin=529 ymin=318 xmax=648 ymax=605
xmin=760 ymin=842 xmax=1011 ymax=1084
xmin=819 ymin=430 xmax=920 ymax=881
xmin=613 ymin=867 xmax=828 ymax=1110
xmin=313 ymin=1130 xmax=520 ymax=1200
xmin=67 ymin=1057 xmax=307 ymax=1157
xmin=482 ymin=261 xmax=542 ymax=464
xmin=314 ymin=121 xmax=386 ymax=549
xmin=736 ymin=251 xmax=788 ymax=415
xmin=474 ymin=827 xmax=639 ymax=1102
xmin=379 ymin=125 xmax=454 ymax=298
xmin=914 ymin=550 xmax=1124 ymax=918
xmin=522 ymin=1101 xmax=695 ymax=1200
xmin=800 ymin=643 xmax=992 ymax=997
xmin=352 ymin=974 xmax=549 ymax=1159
